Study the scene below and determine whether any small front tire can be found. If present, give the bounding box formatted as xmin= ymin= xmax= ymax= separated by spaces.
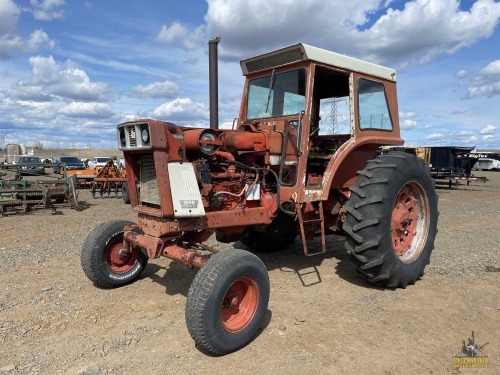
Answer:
xmin=186 ymin=250 xmax=270 ymax=355
xmin=81 ymin=220 xmax=148 ymax=288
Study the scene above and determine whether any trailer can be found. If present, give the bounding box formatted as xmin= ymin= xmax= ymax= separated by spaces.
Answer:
xmin=383 ymin=146 xmax=487 ymax=187
xmin=468 ymin=152 xmax=500 ymax=171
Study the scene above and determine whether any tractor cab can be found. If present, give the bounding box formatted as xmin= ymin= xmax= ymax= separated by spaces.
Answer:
xmin=239 ymin=43 xmax=403 ymax=201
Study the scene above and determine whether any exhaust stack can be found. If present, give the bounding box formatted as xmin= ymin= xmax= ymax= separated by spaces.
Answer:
xmin=208 ymin=37 xmax=220 ymax=130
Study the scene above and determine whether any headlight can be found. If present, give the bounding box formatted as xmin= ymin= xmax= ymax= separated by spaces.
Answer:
xmin=183 ymin=128 xmax=220 ymax=155
xmin=141 ymin=128 xmax=149 ymax=144
xmin=200 ymin=131 xmax=217 ymax=155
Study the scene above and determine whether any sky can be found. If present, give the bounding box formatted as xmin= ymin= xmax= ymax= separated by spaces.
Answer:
xmin=0 ymin=0 xmax=499 ymax=150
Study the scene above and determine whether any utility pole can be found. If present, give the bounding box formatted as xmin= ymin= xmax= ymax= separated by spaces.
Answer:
xmin=324 ymin=98 xmax=346 ymax=135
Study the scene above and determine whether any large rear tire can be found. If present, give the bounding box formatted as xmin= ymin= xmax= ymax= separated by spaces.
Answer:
xmin=186 ymin=250 xmax=270 ymax=355
xmin=343 ymin=152 xmax=438 ymax=288
xmin=81 ymin=220 xmax=148 ymax=288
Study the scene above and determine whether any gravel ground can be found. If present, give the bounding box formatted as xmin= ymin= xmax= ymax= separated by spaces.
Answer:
xmin=0 ymin=171 xmax=499 ymax=374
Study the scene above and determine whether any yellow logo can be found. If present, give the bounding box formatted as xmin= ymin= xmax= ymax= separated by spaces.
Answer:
xmin=454 ymin=331 xmax=490 ymax=368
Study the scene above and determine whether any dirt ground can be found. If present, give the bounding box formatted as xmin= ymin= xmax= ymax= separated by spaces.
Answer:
xmin=0 ymin=171 xmax=499 ymax=375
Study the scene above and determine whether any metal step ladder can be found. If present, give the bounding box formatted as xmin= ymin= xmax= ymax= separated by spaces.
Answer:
xmin=296 ymin=201 xmax=326 ymax=256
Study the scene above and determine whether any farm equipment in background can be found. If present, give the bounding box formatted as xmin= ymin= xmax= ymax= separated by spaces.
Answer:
xmin=81 ymin=41 xmax=438 ymax=354
xmin=90 ymin=159 xmax=127 ymax=199
xmin=61 ymin=168 xmax=98 ymax=188
xmin=53 ymin=158 xmax=127 ymax=199
xmin=0 ymin=162 xmax=78 ymax=215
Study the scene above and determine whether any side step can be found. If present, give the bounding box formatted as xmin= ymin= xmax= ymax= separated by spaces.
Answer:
xmin=296 ymin=201 xmax=326 ymax=256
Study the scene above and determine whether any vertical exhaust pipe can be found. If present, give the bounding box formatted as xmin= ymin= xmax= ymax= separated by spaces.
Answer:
xmin=208 ymin=37 xmax=221 ymax=130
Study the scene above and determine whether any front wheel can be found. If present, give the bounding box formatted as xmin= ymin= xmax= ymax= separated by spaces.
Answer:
xmin=186 ymin=250 xmax=270 ymax=355
xmin=81 ymin=220 xmax=148 ymax=288
xmin=343 ymin=152 xmax=438 ymax=288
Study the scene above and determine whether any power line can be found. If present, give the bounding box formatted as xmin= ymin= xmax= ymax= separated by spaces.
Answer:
xmin=323 ymin=98 xmax=346 ymax=135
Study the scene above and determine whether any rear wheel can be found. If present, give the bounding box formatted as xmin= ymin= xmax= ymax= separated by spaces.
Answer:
xmin=343 ymin=152 xmax=438 ymax=288
xmin=81 ymin=220 xmax=148 ymax=288
xmin=186 ymin=250 xmax=269 ymax=355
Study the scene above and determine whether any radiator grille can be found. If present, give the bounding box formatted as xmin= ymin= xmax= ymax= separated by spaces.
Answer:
xmin=117 ymin=122 xmax=150 ymax=150
xmin=140 ymin=155 xmax=160 ymax=206
xmin=127 ymin=127 xmax=137 ymax=147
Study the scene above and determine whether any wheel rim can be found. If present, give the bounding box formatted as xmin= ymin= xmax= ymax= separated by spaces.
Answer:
xmin=104 ymin=236 xmax=139 ymax=274
xmin=391 ymin=182 xmax=430 ymax=263
xmin=220 ymin=277 xmax=259 ymax=333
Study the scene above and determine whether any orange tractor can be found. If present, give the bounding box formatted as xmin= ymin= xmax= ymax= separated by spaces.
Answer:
xmin=81 ymin=40 xmax=438 ymax=354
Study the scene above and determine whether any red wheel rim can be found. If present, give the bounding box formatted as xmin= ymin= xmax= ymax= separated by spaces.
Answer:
xmin=104 ymin=236 xmax=138 ymax=274
xmin=220 ymin=277 xmax=259 ymax=333
xmin=391 ymin=182 xmax=429 ymax=263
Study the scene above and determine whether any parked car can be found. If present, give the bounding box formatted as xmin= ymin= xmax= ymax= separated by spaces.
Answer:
xmin=87 ymin=156 xmax=111 ymax=170
xmin=17 ymin=156 xmax=45 ymax=175
xmin=54 ymin=156 xmax=86 ymax=173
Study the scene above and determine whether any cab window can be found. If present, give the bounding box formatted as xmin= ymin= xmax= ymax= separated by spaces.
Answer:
xmin=358 ymin=79 xmax=393 ymax=131
xmin=247 ymin=69 xmax=306 ymax=119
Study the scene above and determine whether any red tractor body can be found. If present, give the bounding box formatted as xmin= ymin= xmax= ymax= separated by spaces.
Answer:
xmin=82 ymin=43 xmax=438 ymax=355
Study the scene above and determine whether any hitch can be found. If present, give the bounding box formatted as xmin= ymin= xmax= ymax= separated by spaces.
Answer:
xmin=123 ymin=225 xmax=213 ymax=269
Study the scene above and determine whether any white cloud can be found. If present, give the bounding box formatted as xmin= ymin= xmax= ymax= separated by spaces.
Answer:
xmin=0 ymin=0 xmax=55 ymax=59
xmin=399 ymin=111 xmax=416 ymax=119
xmin=58 ymin=102 xmax=112 ymax=118
xmin=465 ymin=59 xmax=500 ymax=98
xmin=119 ymin=113 xmax=140 ymax=123
xmin=425 ymin=132 xmax=445 ymax=140
xmin=219 ymin=121 xmax=235 ymax=129
xmin=455 ymin=69 xmax=468 ymax=78
xmin=30 ymin=0 xmax=66 ymax=21
xmin=156 ymin=21 xmax=204 ymax=51
xmin=479 ymin=60 xmax=500 ymax=76
xmin=354 ymin=0 xmax=500 ymax=65
xmin=156 ymin=21 xmax=187 ymax=43
xmin=152 ymin=98 xmax=209 ymax=121
xmin=133 ymin=80 xmax=180 ymax=98
xmin=422 ymin=130 xmax=483 ymax=146
xmin=0 ymin=0 xmax=19 ymax=35
xmin=205 ymin=0 xmax=500 ymax=66
xmin=10 ymin=55 xmax=112 ymax=102
xmin=27 ymin=29 xmax=55 ymax=50
xmin=479 ymin=124 xmax=497 ymax=135
xmin=401 ymin=119 xmax=417 ymax=129
xmin=0 ymin=28 xmax=54 ymax=60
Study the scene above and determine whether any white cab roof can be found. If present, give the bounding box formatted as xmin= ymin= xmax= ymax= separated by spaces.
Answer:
xmin=240 ymin=43 xmax=396 ymax=81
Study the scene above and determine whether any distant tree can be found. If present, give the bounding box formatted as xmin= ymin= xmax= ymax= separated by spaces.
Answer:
xmin=34 ymin=141 xmax=44 ymax=150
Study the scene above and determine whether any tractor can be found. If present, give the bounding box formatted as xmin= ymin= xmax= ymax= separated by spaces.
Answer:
xmin=81 ymin=40 xmax=438 ymax=354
